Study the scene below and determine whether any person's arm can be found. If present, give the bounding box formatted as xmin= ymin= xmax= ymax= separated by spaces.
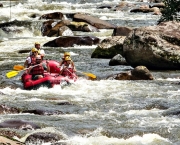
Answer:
xmin=72 ymin=61 xmax=76 ymax=72
xmin=42 ymin=62 xmax=50 ymax=72
xmin=46 ymin=61 xmax=50 ymax=72
xmin=40 ymin=49 xmax=45 ymax=55
xmin=24 ymin=57 xmax=31 ymax=68
xmin=27 ymin=66 xmax=33 ymax=74
xmin=59 ymin=60 xmax=63 ymax=66
xmin=59 ymin=64 xmax=66 ymax=75
xmin=24 ymin=60 xmax=28 ymax=68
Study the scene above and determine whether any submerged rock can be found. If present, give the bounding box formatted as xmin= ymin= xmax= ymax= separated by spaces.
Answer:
xmin=0 ymin=119 xmax=40 ymax=130
xmin=0 ymin=104 xmax=20 ymax=114
xmin=25 ymin=132 xmax=65 ymax=144
xmin=39 ymin=12 xmax=64 ymax=20
xmin=22 ymin=109 xmax=64 ymax=115
xmin=106 ymin=66 xmax=154 ymax=80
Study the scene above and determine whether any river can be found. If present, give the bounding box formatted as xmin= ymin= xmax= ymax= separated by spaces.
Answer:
xmin=0 ymin=0 xmax=180 ymax=144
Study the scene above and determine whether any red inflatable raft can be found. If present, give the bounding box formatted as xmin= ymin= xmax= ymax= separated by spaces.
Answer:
xmin=21 ymin=60 xmax=77 ymax=90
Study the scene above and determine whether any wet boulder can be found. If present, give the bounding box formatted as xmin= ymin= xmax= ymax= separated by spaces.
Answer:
xmin=162 ymin=107 xmax=180 ymax=116
xmin=112 ymin=26 xmax=132 ymax=36
xmin=130 ymin=4 xmax=161 ymax=15
xmin=114 ymin=1 xmax=131 ymax=11
xmin=149 ymin=3 xmax=165 ymax=9
xmin=18 ymin=49 xmax=31 ymax=53
xmin=130 ymin=5 xmax=154 ymax=13
xmin=0 ymin=119 xmax=40 ymax=130
xmin=25 ymin=132 xmax=65 ymax=144
xmin=41 ymin=20 xmax=55 ymax=36
xmin=68 ymin=21 xmax=99 ymax=32
xmin=0 ymin=104 xmax=20 ymax=114
xmin=109 ymin=54 xmax=128 ymax=66
xmin=107 ymin=66 xmax=154 ymax=80
xmin=97 ymin=4 xmax=113 ymax=9
xmin=145 ymin=101 xmax=169 ymax=110
xmin=130 ymin=66 xmax=154 ymax=80
xmin=73 ymin=13 xmax=116 ymax=29
xmin=0 ymin=129 xmax=22 ymax=139
xmin=151 ymin=7 xmax=161 ymax=15
xmin=22 ymin=109 xmax=63 ymax=115
xmin=148 ymin=0 xmax=162 ymax=3
xmin=58 ymin=25 xmax=74 ymax=36
xmin=39 ymin=12 xmax=64 ymax=20
xmin=0 ymin=136 xmax=23 ymax=145
xmin=91 ymin=36 xmax=125 ymax=58
xmin=43 ymin=35 xmax=100 ymax=47
xmin=123 ymin=21 xmax=180 ymax=70
xmin=41 ymin=20 xmax=72 ymax=36
xmin=29 ymin=13 xmax=41 ymax=18
xmin=0 ymin=3 xmax=3 ymax=7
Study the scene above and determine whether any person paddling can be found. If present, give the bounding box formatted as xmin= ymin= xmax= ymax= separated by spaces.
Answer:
xmin=59 ymin=52 xmax=76 ymax=72
xmin=24 ymin=48 xmax=38 ymax=68
xmin=59 ymin=56 xmax=77 ymax=79
xmin=28 ymin=55 xmax=50 ymax=80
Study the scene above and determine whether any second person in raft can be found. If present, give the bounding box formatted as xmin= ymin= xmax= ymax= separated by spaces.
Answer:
xmin=28 ymin=55 xmax=50 ymax=80
xmin=24 ymin=48 xmax=38 ymax=68
xmin=59 ymin=56 xmax=77 ymax=79
xmin=59 ymin=52 xmax=76 ymax=72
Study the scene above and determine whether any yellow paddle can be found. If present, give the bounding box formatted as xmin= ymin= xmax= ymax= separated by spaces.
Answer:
xmin=13 ymin=65 xmax=25 ymax=71
xmin=76 ymin=71 xmax=96 ymax=79
xmin=6 ymin=70 xmax=25 ymax=78
xmin=7 ymin=64 xmax=39 ymax=78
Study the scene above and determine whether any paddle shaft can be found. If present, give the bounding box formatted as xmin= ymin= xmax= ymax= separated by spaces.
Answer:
xmin=58 ymin=65 xmax=96 ymax=79
xmin=21 ymin=64 xmax=40 ymax=72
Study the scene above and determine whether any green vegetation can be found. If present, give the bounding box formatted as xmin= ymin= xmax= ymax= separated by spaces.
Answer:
xmin=158 ymin=0 xmax=180 ymax=23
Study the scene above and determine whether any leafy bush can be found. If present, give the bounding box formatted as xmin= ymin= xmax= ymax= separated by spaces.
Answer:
xmin=158 ymin=0 xmax=180 ymax=23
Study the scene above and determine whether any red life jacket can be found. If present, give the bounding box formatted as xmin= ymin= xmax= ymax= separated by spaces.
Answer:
xmin=30 ymin=64 xmax=44 ymax=75
xmin=61 ymin=68 xmax=74 ymax=78
xmin=27 ymin=55 xmax=36 ymax=67
xmin=61 ymin=61 xmax=75 ymax=79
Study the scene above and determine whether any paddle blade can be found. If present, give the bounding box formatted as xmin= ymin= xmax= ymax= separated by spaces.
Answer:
xmin=13 ymin=65 xmax=24 ymax=71
xmin=6 ymin=71 xmax=19 ymax=78
xmin=83 ymin=72 xmax=96 ymax=79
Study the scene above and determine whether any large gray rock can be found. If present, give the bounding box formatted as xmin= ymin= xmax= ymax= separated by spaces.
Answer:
xmin=123 ymin=21 xmax=180 ymax=70
xmin=109 ymin=54 xmax=128 ymax=66
xmin=91 ymin=36 xmax=125 ymax=58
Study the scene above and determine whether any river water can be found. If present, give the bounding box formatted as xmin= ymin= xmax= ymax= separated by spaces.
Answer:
xmin=0 ymin=0 xmax=180 ymax=144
